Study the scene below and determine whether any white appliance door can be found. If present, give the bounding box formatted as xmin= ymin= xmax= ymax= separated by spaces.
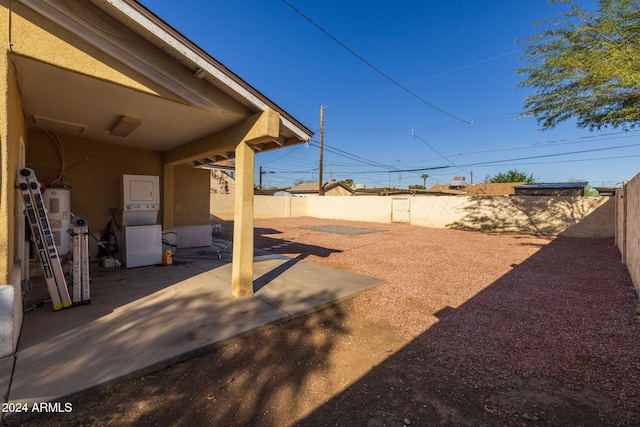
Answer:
xmin=124 ymin=225 xmax=162 ymax=268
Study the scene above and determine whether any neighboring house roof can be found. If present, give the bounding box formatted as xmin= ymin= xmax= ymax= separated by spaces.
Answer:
xmin=594 ymin=187 xmax=618 ymax=196
xmin=14 ymin=0 xmax=313 ymax=166
xmin=513 ymin=182 xmax=588 ymax=189
xmin=287 ymin=181 xmax=353 ymax=195
xmin=354 ymin=187 xmax=449 ymax=196
xmin=429 ymin=182 xmax=526 ymax=195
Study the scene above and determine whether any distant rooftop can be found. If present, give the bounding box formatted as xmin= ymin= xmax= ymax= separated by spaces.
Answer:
xmin=513 ymin=182 xmax=588 ymax=189
xmin=429 ymin=182 xmax=525 ymax=196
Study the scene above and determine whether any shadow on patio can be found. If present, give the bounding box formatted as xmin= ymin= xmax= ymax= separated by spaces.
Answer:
xmin=5 ymin=235 xmax=382 ymax=419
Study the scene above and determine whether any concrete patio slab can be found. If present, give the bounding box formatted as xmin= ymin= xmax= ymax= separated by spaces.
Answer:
xmin=0 ymin=355 xmax=13 ymax=403
xmin=3 ymin=245 xmax=383 ymax=414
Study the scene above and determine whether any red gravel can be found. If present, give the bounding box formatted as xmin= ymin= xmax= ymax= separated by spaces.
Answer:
xmin=17 ymin=216 xmax=640 ymax=426
xmin=248 ymin=217 xmax=640 ymax=419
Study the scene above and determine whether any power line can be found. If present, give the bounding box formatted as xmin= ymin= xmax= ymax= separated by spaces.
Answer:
xmin=412 ymin=130 xmax=470 ymax=174
xmin=342 ymin=141 xmax=640 ymax=174
xmin=459 ymin=142 xmax=640 ymax=168
xmin=280 ymin=0 xmax=472 ymax=124
xmin=307 ymin=141 xmax=402 ymax=171
xmin=329 ymin=49 xmax=522 ymax=109
xmin=323 ymin=112 xmax=532 ymax=136
xmin=463 ymin=153 xmax=640 ymax=168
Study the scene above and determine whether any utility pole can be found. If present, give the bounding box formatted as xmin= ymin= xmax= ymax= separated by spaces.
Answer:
xmin=259 ymin=165 xmax=263 ymax=190
xmin=319 ymin=105 xmax=325 ymax=196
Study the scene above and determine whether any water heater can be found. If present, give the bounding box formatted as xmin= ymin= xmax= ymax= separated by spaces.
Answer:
xmin=43 ymin=187 xmax=71 ymax=255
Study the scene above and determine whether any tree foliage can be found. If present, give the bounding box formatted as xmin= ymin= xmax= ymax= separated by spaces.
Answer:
xmin=569 ymin=178 xmax=598 ymax=195
xmin=420 ymin=173 xmax=429 ymax=187
xmin=340 ymin=178 xmax=354 ymax=187
xmin=517 ymin=0 xmax=640 ymax=130
xmin=491 ymin=169 xmax=536 ymax=183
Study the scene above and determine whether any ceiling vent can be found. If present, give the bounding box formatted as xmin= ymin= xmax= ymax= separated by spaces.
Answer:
xmin=33 ymin=115 xmax=86 ymax=133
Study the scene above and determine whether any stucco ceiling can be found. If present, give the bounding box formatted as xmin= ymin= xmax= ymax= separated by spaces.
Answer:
xmin=13 ymin=55 xmax=243 ymax=152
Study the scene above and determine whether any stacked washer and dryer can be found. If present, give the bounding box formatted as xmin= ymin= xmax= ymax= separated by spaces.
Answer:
xmin=121 ymin=174 xmax=162 ymax=268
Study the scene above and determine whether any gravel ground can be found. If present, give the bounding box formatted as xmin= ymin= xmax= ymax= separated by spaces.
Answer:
xmin=14 ymin=216 xmax=640 ymax=426
xmin=248 ymin=217 xmax=640 ymax=420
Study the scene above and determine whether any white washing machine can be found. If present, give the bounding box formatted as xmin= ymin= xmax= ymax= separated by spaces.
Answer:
xmin=121 ymin=174 xmax=162 ymax=268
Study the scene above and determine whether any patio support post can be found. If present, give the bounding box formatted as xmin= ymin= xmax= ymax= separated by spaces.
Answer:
xmin=231 ymin=140 xmax=255 ymax=297
xmin=231 ymin=109 xmax=280 ymax=297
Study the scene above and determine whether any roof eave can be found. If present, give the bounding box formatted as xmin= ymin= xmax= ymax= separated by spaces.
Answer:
xmin=104 ymin=0 xmax=312 ymax=140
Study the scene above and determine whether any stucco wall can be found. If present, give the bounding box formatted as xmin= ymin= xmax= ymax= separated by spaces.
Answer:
xmin=1 ymin=1 xmax=27 ymax=356
xmin=27 ymin=130 xmax=163 ymax=254
xmin=211 ymin=194 xmax=614 ymax=238
xmin=211 ymin=194 xmax=307 ymax=221
xmin=173 ymin=165 xmax=210 ymax=225
xmin=211 ymin=194 xmax=235 ymax=220
xmin=254 ymin=196 xmax=307 ymax=219
xmin=422 ymin=195 xmax=614 ymax=237
xmin=617 ymin=174 xmax=640 ymax=295
xmin=1 ymin=54 xmax=25 ymax=284
xmin=307 ymin=196 xmax=394 ymax=223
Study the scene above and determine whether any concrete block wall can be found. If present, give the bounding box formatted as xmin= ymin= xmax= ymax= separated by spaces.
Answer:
xmin=616 ymin=173 xmax=640 ymax=295
xmin=306 ymin=196 xmax=393 ymax=223
xmin=254 ymin=196 xmax=307 ymax=219
xmin=211 ymin=194 xmax=614 ymax=238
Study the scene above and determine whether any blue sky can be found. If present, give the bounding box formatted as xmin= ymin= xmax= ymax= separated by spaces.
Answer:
xmin=140 ymin=0 xmax=639 ymax=189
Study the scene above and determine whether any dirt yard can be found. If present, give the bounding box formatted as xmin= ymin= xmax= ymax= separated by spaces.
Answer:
xmin=13 ymin=217 xmax=640 ymax=426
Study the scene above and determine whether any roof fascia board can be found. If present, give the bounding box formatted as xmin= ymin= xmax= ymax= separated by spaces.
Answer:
xmin=100 ymin=0 xmax=312 ymax=141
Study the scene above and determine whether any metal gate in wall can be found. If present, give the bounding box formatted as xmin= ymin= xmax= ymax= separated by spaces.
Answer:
xmin=391 ymin=197 xmax=410 ymax=223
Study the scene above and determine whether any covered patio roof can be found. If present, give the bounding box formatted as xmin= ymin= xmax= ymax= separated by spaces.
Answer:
xmin=11 ymin=0 xmax=314 ymax=298
xmin=14 ymin=0 xmax=313 ymax=165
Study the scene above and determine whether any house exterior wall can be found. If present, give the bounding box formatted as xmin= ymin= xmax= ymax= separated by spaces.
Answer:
xmin=173 ymin=165 xmax=210 ymax=226
xmin=1 ymin=51 xmax=24 ymax=285
xmin=211 ymin=194 xmax=614 ymax=238
xmin=1 ymin=1 xmax=28 ymax=357
xmin=616 ymin=173 xmax=640 ymax=295
xmin=28 ymin=129 xmax=163 ymax=235
xmin=8 ymin=2 xmax=215 ymax=254
xmin=161 ymin=165 xmax=211 ymax=248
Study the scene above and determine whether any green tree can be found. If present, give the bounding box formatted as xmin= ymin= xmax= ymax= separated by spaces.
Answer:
xmin=421 ymin=173 xmax=429 ymax=188
xmin=340 ymin=178 xmax=354 ymax=187
xmin=491 ymin=169 xmax=536 ymax=183
xmin=568 ymin=178 xmax=598 ymax=196
xmin=517 ymin=0 xmax=640 ymax=130
xmin=408 ymin=184 xmax=426 ymax=189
